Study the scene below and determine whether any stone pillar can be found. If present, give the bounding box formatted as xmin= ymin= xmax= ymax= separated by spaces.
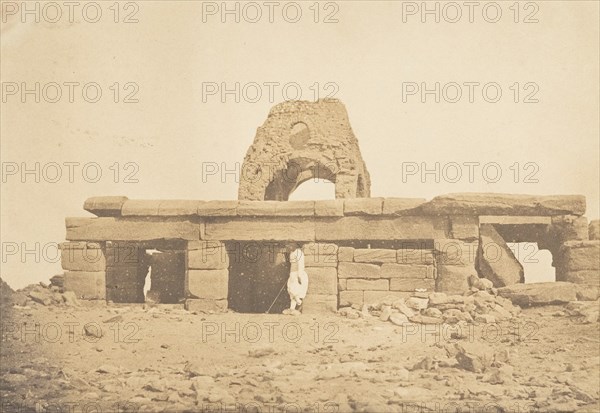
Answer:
xmin=434 ymin=215 xmax=480 ymax=293
xmin=539 ymin=215 xmax=589 ymax=265
xmin=302 ymin=243 xmax=338 ymax=313
xmin=550 ymin=215 xmax=589 ymax=242
xmin=185 ymin=241 xmax=229 ymax=312
xmin=555 ymin=240 xmax=600 ymax=299
xmin=60 ymin=242 xmax=106 ymax=299
xmin=435 ymin=239 xmax=478 ymax=293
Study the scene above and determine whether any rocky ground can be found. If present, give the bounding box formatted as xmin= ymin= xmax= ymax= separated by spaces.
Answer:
xmin=1 ymin=279 xmax=599 ymax=413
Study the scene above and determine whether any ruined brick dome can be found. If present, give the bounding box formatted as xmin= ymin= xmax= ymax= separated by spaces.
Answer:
xmin=238 ymin=99 xmax=371 ymax=201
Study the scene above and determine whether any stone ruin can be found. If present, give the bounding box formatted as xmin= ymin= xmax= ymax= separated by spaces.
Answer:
xmin=238 ymin=99 xmax=370 ymax=200
xmin=59 ymin=99 xmax=600 ymax=313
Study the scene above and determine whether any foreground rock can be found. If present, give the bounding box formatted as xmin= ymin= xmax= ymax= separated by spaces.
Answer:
xmin=340 ymin=284 xmax=521 ymax=326
xmin=565 ymin=301 xmax=600 ymax=323
xmin=497 ymin=282 xmax=578 ymax=306
xmin=0 ymin=277 xmax=15 ymax=306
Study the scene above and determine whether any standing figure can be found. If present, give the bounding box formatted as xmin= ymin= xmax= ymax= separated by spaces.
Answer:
xmin=285 ymin=246 xmax=309 ymax=314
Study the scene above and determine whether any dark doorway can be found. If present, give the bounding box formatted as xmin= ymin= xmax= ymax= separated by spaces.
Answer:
xmin=227 ymin=242 xmax=291 ymax=313
xmin=147 ymin=250 xmax=186 ymax=303
xmin=104 ymin=241 xmax=186 ymax=304
xmin=105 ymin=242 xmax=147 ymax=303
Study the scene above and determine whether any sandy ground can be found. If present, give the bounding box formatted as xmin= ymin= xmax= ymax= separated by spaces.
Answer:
xmin=1 ymin=297 xmax=599 ymax=413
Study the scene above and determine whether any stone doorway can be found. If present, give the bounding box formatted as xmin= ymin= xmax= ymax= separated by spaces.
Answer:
xmin=226 ymin=241 xmax=291 ymax=313
xmin=104 ymin=241 xmax=186 ymax=304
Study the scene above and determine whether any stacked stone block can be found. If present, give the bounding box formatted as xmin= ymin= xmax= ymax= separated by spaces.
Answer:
xmin=338 ymin=245 xmax=436 ymax=307
xmin=185 ymin=241 xmax=229 ymax=312
xmin=64 ymin=194 xmax=592 ymax=309
xmin=555 ymin=241 xmax=600 ymax=292
xmin=433 ymin=216 xmax=481 ymax=292
xmin=60 ymin=241 xmax=106 ymax=299
xmin=546 ymin=216 xmax=598 ymax=298
xmin=301 ymin=243 xmax=338 ymax=313
xmin=435 ymin=239 xmax=478 ymax=293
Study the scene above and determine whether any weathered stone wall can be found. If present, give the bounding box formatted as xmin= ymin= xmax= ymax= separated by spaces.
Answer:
xmin=60 ymin=242 xmax=106 ymax=299
xmin=62 ymin=193 xmax=596 ymax=310
xmin=338 ymin=246 xmax=436 ymax=307
xmin=185 ymin=241 xmax=229 ymax=312
xmin=555 ymin=241 xmax=600 ymax=289
xmin=435 ymin=239 xmax=479 ymax=294
xmin=302 ymin=243 xmax=338 ymax=313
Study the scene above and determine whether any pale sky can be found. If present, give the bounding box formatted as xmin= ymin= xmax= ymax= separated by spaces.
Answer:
xmin=1 ymin=1 xmax=598 ymax=288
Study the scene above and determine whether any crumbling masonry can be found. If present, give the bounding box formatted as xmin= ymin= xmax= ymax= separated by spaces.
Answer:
xmin=60 ymin=99 xmax=600 ymax=312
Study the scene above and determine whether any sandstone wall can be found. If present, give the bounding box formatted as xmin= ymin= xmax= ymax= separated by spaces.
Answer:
xmin=61 ymin=193 xmax=595 ymax=310
xmin=555 ymin=241 xmax=600 ymax=297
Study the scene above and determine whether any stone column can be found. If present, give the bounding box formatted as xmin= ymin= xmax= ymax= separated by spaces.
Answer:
xmin=434 ymin=215 xmax=480 ymax=293
xmin=539 ymin=215 xmax=589 ymax=264
xmin=302 ymin=243 xmax=338 ymax=313
xmin=185 ymin=241 xmax=229 ymax=312
xmin=555 ymin=240 xmax=600 ymax=299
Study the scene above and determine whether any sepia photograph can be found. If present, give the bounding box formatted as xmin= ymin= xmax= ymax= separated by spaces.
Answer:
xmin=1 ymin=1 xmax=599 ymax=412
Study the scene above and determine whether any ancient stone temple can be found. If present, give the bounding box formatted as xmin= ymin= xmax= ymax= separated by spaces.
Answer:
xmin=60 ymin=99 xmax=600 ymax=313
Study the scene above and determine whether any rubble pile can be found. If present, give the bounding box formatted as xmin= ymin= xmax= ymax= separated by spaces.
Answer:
xmin=339 ymin=275 xmax=600 ymax=325
xmin=5 ymin=280 xmax=79 ymax=308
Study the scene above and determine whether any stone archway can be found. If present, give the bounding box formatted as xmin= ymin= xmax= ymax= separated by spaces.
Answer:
xmin=238 ymin=99 xmax=371 ymax=201
xmin=264 ymin=158 xmax=338 ymax=201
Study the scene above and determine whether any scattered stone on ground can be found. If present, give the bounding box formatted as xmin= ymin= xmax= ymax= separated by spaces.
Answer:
xmin=1 ymin=279 xmax=599 ymax=412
